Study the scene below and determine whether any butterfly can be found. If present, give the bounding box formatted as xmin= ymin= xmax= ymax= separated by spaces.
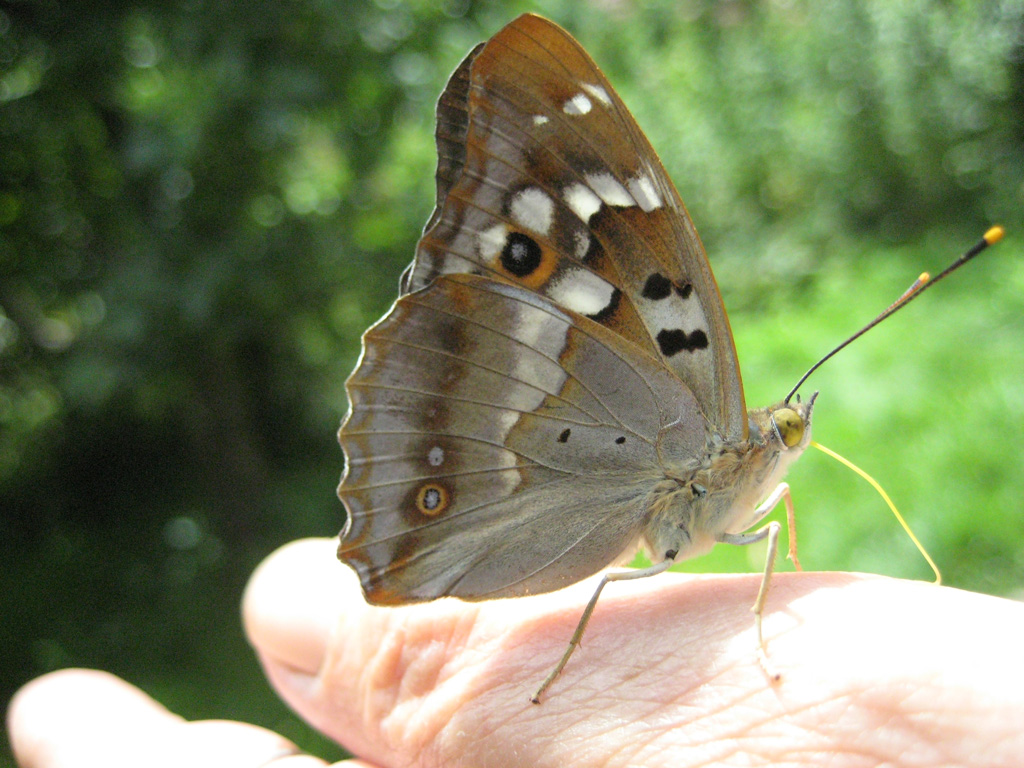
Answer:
xmin=337 ymin=13 xmax=816 ymax=701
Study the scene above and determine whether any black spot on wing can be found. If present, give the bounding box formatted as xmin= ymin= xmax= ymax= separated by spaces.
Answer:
xmin=421 ymin=487 xmax=443 ymax=510
xmin=642 ymin=273 xmax=672 ymax=300
xmin=501 ymin=232 xmax=542 ymax=277
xmin=657 ymin=328 xmax=709 ymax=356
xmin=558 ymin=428 xmax=571 ymax=443
xmin=642 ymin=273 xmax=693 ymax=301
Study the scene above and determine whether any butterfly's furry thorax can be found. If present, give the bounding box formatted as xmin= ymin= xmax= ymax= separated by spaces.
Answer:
xmin=642 ymin=396 xmax=816 ymax=565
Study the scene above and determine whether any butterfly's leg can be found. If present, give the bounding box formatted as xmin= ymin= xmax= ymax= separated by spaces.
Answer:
xmin=532 ymin=558 xmax=674 ymax=703
xmin=717 ymin=481 xmax=801 ymax=681
xmin=781 ymin=484 xmax=801 ymax=571
xmin=731 ymin=481 xmax=801 ymax=569
xmin=719 ymin=520 xmax=782 ymax=680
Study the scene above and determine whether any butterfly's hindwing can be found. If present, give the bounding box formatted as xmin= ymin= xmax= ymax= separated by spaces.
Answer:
xmin=339 ymin=274 xmax=707 ymax=603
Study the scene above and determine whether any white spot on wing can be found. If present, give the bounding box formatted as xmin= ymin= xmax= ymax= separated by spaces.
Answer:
xmin=573 ymin=230 xmax=590 ymax=259
xmin=647 ymin=293 xmax=710 ymax=352
xmin=564 ymin=183 xmax=602 ymax=222
xmin=494 ymin=409 xmax=520 ymax=445
xmin=510 ymin=187 xmax=554 ymax=235
xmin=548 ymin=268 xmax=616 ymax=317
xmin=533 ymin=115 xmax=549 ymax=126
xmin=586 ymin=172 xmax=636 ymax=207
xmin=428 ymin=446 xmax=444 ymax=466
xmin=581 ymin=82 xmax=612 ymax=106
xmin=627 ymin=174 xmax=663 ymax=212
xmin=477 ymin=223 xmax=508 ymax=260
xmin=563 ymin=93 xmax=592 ymax=115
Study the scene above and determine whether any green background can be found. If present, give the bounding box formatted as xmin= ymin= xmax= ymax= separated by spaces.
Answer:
xmin=3 ymin=0 xmax=1022 ymax=763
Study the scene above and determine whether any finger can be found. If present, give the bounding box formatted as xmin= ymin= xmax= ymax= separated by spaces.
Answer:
xmin=7 ymin=669 xmax=320 ymax=768
xmin=244 ymin=539 xmax=1024 ymax=768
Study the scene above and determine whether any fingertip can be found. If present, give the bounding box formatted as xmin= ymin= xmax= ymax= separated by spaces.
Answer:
xmin=243 ymin=538 xmax=351 ymax=677
xmin=8 ymin=669 xmax=178 ymax=766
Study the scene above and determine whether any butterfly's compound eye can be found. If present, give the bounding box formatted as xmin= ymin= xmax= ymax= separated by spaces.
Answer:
xmin=772 ymin=408 xmax=805 ymax=448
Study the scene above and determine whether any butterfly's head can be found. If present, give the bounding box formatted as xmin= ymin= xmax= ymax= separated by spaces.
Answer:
xmin=751 ymin=390 xmax=818 ymax=457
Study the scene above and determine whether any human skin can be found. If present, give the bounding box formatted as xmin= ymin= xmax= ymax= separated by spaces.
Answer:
xmin=9 ymin=537 xmax=1024 ymax=767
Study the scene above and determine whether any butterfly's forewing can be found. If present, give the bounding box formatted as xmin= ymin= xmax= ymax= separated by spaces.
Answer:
xmin=404 ymin=14 xmax=746 ymax=442
xmin=339 ymin=274 xmax=706 ymax=603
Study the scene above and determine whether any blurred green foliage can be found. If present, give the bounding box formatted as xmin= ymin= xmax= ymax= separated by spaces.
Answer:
xmin=2 ymin=0 xmax=1022 ymax=762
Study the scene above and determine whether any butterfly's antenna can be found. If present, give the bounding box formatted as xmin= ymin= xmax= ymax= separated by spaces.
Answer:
xmin=784 ymin=226 xmax=1004 ymax=405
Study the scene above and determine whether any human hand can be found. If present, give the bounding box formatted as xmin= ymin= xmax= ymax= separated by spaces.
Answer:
xmin=6 ymin=667 xmax=346 ymax=768
xmin=10 ymin=537 xmax=1024 ymax=767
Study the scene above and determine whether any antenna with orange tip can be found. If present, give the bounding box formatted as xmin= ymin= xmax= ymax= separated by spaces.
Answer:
xmin=785 ymin=227 xmax=1004 ymax=404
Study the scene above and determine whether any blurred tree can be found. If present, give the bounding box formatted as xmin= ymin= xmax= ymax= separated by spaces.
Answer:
xmin=2 ymin=0 xmax=1021 ymax=763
